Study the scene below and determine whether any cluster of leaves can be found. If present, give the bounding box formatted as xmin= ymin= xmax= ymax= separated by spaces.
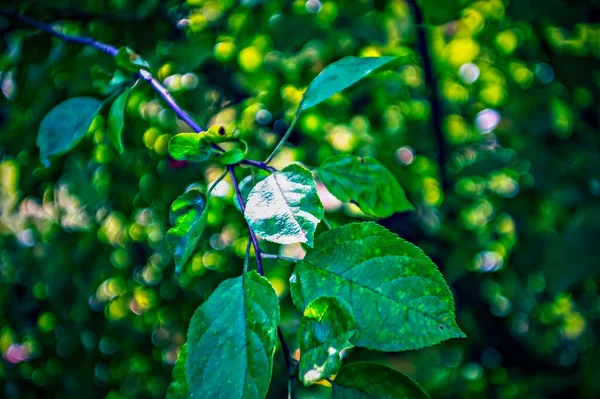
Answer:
xmin=1 ymin=0 xmax=599 ymax=398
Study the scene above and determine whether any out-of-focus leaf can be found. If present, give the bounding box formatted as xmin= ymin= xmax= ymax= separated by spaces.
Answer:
xmin=298 ymin=297 xmax=356 ymax=386
xmin=107 ymin=87 xmax=130 ymax=153
xmin=37 ymin=97 xmax=103 ymax=166
xmin=167 ymin=189 xmax=207 ymax=272
xmin=291 ymin=222 xmax=465 ymax=351
xmin=317 ymin=154 xmax=413 ymax=218
xmin=244 ymin=163 xmax=324 ymax=247
xmin=331 ymin=362 xmax=430 ymax=399
xmin=186 ymin=271 xmax=279 ymax=398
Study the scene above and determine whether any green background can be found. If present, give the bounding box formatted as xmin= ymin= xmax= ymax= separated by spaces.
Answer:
xmin=0 ymin=0 xmax=599 ymax=398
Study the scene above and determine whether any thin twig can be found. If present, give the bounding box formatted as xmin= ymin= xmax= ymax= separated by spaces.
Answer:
xmin=405 ymin=0 xmax=449 ymax=192
xmin=265 ymin=114 xmax=298 ymax=164
xmin=278 ymin=327 xmax=296 ymax=399
xmin=260 ymin=253 xmax=301 ymax=263
xmin=227 ymin=165 xmax=264 ymax=275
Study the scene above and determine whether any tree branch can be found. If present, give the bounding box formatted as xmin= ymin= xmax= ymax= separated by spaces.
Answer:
xmin=0 ymin=8 xmax=271 ymax=171
xmin=405 ymin=0 xmax=449 ymax=192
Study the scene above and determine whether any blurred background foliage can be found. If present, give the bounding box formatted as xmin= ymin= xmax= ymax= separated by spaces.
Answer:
xmin=0 ymin=0 xmax=599 ymax=398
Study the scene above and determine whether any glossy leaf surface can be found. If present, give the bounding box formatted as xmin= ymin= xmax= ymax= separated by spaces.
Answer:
xmin=186 ymin=271 xmax=280 ymax=399
xmin=244 ymin=163 xmax=324 ymax=247
xmin=290 ymin=222 xmax=465 ymax=351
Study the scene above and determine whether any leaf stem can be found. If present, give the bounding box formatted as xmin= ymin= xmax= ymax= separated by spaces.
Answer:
xmin=227 ymin=165 xmax=264 ymax=276
xmin=322 ymin=216 xmax=333 ymax=231
xmin=278 ymin=327 xmax=296 ymax=399
xmin=264 ymin=114 xmax=298 ymax=165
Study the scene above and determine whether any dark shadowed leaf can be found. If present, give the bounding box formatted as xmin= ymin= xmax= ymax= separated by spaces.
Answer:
xmin=37 ymin=97 xmax=103 ymax=166
xmin=290 ymin=222 xmax=465 ymax=351
xmin=331 ymin=362 xmax=430 ymax=399
xmin=186 ymin=271 xmax=280 ymax=399
xmin=107 ymin=87 xmax=130 ymax=153
xmin=298 ymin=297 xmax=356 ymax=386
xmin=318 ymin=154 xmax=413 ymax=218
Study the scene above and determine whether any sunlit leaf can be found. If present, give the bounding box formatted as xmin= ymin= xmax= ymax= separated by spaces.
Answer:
xmin=290 ymin=222 xmax=465 ymax=351
xmin=318 ymin=154 xmax=413 ymax=218
xmin=331 ymin=362 xmax=430 ymax=399
xmin=186 ymin=271 xmax=280 ymax=399
xmin=244 ymin=163 xmax=324 ymax=247
xmin=37 ymin=97 xmax=103 ymax=166
xmin=167 ymin=189 xmax=207 ymax=272
xmin=168 ymin=133 xmax=212 ymax=162
xmin=107 ymin=87 xmax=130 ymax=153
xmin=298 ymin=297 xmax=356 ymax=386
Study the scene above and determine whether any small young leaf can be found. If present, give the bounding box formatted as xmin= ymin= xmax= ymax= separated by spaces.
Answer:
xmin=218 ymin=140 xmax=248 ymax=165
xmin=298 ymin=297 xmax=356 ymax=386
xmin=166 ymin=344 xmax=189 ymax=399
xmin=298 ymin=56 xmax=403 ymax=114
xmin=167 ymin=189 xmax=208 ymax=272
xmin=168 ymin=133 xmax=212 ymax=162
xmin=186 ymin=271 xmax=280 ymax=399
xmin=244 ymin=163 xmax=324 ymax=247
xmin=37 ymin=97 xmax=103 ymax=166
xmin=331 ymin=362 xmax=430 ymax=399
xmin=107 ymin=87 xmax=130 ymax=153
xmin=290 ymin=222 xmax=465 ymax=351
xmin=318 ymin=154 xmax=413 ymax=218
xmin=115 ymin=46 xmax=151 ymax=72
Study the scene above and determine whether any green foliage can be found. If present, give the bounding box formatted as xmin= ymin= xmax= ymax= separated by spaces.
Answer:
xmin=186 ymin=271 xmax=280 ymax=398
xmin=298 ymin=297 xmax=356 ymax=386
xmin=298 ymin=56 xmax=405 ymax=114
xmin=318 ymin=155 xmax=413 ymax=218
xmin=107 ymin=87 xmax=130 ymax=153
xmin=244 ymin=163 xmax=324 ymax=247
xmin=167 ymin=189 xmax=208 ymax=272
xmin=291 ymin=222 xmax=464 ymax=351
xmin=168 ymin=133 xmax=212 ymax=162
xmin=331 ymin=362 xmax=430 ymax=399
xmin=36 ymin=97 xmax=102 ymax=166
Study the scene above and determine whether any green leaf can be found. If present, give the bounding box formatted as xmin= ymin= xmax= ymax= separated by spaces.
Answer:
xmin=218 ymin=140 xmax=248 ymax=165
xmin=244 ymin=163 xmax=324 ymax=247
xmin=168 ymin=133 xmax=212 ymax=162
xmin=166 ymin=344 xmax=189 ymax=399
xmin=298 ymin=56 xmax=401 ymax=114
xmin=331 ymin=362 xmax=430 ymax=399
xmin=115 ymin=46 xmax=151 ymax=72
xmin=186 ymin=271 xmax=280 ymax=399
xmin=37 ymin=97 xmax=103 ymax=166
xmin=290 ymin=222 xmax=465 ymax=351
xmin=317 ymin=154 xmax=413 ymax=218
xmin=107 ymin=87 xmax=130 ymax=153
xmin=167 ymin=189 xmax=208 ymax=272
xmin=298 ymin=297 xmax=356 ymax=386
xmin=202 ymin=124 xmax=240 ymax=143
